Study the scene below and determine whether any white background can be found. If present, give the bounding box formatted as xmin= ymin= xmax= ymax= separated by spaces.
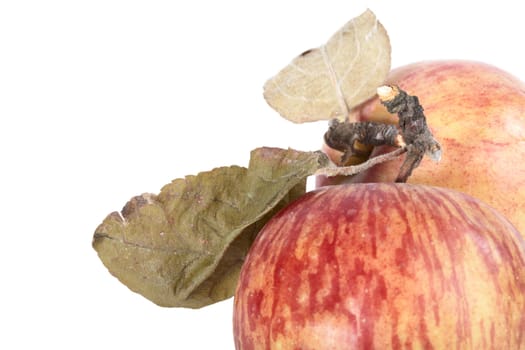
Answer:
xmin=1 ymin=1 xmax=524 ymax=349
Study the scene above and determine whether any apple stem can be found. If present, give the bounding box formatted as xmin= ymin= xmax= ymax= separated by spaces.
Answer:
xmin=324 ymin=120 xmax=403 ymax=165
xmin=315 ymin=147 xmax=407 ymax=177
xmin=322 ymin=85 xmax=441 ymax=182
xmin=378 ymin=85 xmax=442 ymax=182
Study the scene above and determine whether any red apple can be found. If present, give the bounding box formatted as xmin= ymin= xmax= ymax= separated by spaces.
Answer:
xmin=318 ymin=61 xmax=525 ymax=236
xmin=233 ymin=183 xmax=525 ymax=349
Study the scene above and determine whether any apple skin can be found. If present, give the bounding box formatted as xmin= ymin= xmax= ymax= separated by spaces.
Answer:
xmin=317 ymin=61 xmax=525 ymax=236
xmin=233 ymin=183 xmax=525 ymax=349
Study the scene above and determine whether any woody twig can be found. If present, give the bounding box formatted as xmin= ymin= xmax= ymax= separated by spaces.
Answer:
xmin=316 ymin=85 xmax=441 ymax=182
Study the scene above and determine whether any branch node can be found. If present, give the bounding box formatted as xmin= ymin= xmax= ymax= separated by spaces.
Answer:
xmin=320 ymin=85 xmax=441 ymax=182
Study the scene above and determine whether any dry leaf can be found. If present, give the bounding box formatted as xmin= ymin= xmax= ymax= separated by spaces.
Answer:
xmin=92 ymin=147 xmax=328 ymax=308
xmin=263 ymin=9 xmax=391 ymax=123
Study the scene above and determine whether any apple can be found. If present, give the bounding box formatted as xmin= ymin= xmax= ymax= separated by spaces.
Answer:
xmin=233 ymin=183 xmax=525 ymax=349
xmin=317 ymin=61 xmax=525 ymax=236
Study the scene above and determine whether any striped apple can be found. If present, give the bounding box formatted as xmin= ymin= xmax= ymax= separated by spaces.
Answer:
xmin=318 ymin=61 xmax=525 ymax=237
xmin=233 ymin=183 xmax=525 ymax=349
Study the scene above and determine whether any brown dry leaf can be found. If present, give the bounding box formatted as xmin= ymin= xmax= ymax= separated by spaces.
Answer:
xmin=263 ymin=9 xmax=391 ymax=123
xmin=92 ymin=147 xmax=328 ymax=308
